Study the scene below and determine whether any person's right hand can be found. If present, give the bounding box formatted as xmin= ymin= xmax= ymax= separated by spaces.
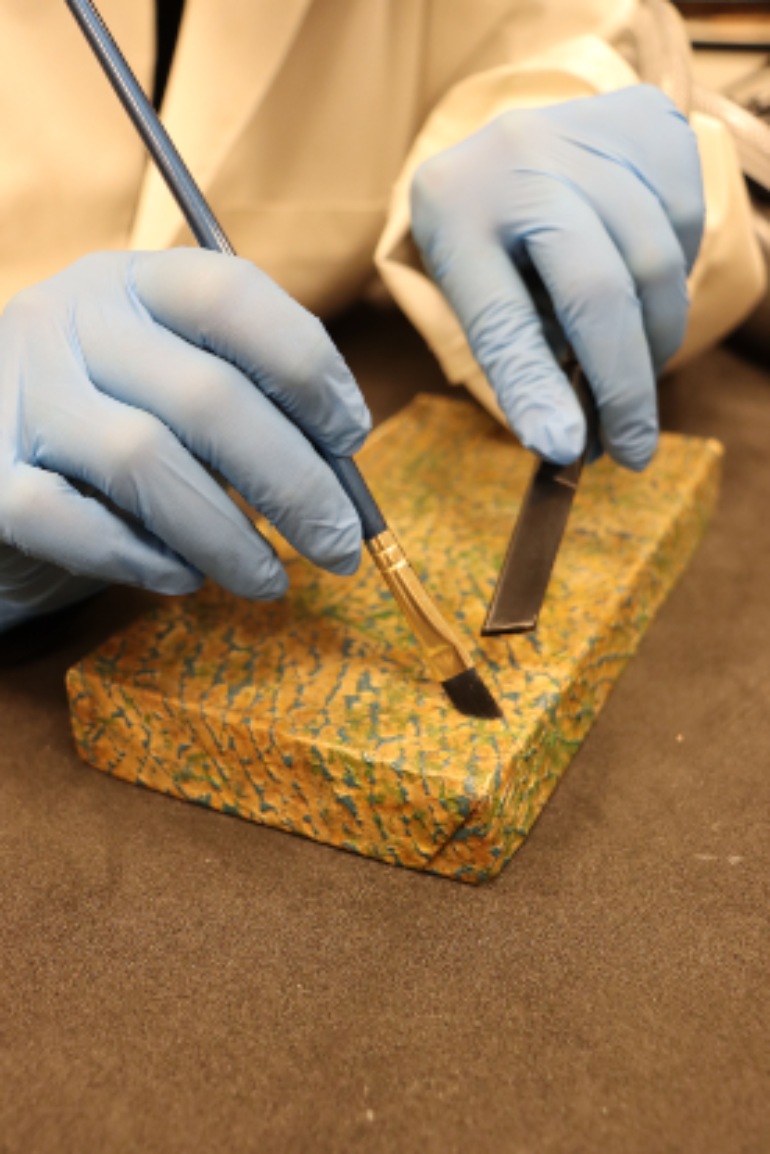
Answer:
xmin=0 ymin=249 xmax=371 ymax=633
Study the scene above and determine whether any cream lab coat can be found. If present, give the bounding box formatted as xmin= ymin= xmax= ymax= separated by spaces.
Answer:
xmin=0 ymin=0 xmax=763 ymax=418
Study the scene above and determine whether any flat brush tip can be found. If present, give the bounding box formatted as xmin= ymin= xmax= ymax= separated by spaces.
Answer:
xmin=442 ymin=668 xmax=504 ymax=721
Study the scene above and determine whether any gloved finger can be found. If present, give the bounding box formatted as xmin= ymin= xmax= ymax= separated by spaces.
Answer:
xmin=76 ymin=316 xmax=363 ymax=578
xmin=522 ymin=176 xmax=658 ymax=471
xmin=129 ymin=249 xmax=371 ymax=456
xmin=590 ymin=166 xmax=690 ymax=373
xmin=413 ymin=226 xmax=586 ymax=464
xmin=619 ymin=86 xmax=704 ymax=272
xmin=549 ymin=85 xmax=705 ymax=271
xmin=34 ymin=386 xmax=297 ymax=598
xmin=0 ymin=463 xmax=203 ymax=594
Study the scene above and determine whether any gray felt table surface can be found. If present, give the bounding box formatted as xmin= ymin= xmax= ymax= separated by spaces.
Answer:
xmin=1 ymin=306 xmax=768 ymax=1154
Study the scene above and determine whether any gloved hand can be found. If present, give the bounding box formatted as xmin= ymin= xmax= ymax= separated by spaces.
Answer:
xmin=0 ymin=249 xmax=370 ymax=633
xmin=410 ymin=84 xmax=704 ymax=469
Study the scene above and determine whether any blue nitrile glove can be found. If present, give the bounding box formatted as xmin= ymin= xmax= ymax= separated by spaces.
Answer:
xmin=0 ymin=249 xmax=371 ymax=634
xmin=410 ymin=85 xmax=704 ymax=469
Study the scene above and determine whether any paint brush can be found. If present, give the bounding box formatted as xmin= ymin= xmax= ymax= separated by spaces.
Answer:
xmin=65 ymin=0 xmax=502 ymax=721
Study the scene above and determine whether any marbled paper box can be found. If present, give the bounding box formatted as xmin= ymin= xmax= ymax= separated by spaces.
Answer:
xmin=67 ymin=396 xmax=722 ymax=882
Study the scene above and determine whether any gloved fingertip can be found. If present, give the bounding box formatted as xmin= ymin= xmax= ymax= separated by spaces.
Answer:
xmin=516 ymin=406 xmax=586 ymax=466
xmin=218 ymin=541 xmax=288 ymax=599
xmin=149 ymin=565 xmax=205 ymax=597
xmin=323 ymin=362 xmax=373 ymax=456
xmin=611 ymin=429 xmax=658 ymax=473
xmin=252 ymin=566 xmax=289 ymax=601
xmin=621 ymin=444 xmax=657 ymax=473
xmin=324 ymin=544 xmax=362 ymax=577
xmin=315 ymin=513 xmax=362 ymax=576
xmin=328 ymin=403 xmax=372 ymax=457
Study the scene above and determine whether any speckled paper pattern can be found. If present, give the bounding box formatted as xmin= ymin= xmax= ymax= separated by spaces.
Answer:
xmin=67 ymin=397 xmax=722 ymax=882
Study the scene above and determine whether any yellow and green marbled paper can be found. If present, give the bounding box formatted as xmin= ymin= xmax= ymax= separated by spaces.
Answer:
xmin=67 ymin=396 xmax=722 ymax=882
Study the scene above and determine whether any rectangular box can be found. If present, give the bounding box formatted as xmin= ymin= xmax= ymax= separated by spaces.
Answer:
xmin=67 ymin=397 xmax=722 ymax=882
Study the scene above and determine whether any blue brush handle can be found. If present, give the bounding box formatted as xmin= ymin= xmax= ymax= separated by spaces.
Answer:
xmin=65 ymin=0 xmax=232 ymax=254
xmin=64 ymin=0 xmax=386 ymax=542
xmin=320 ymin=455 xmax=386 ymax=539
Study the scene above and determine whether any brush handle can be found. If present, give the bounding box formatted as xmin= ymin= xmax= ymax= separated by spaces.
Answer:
xmin=65 ymin=0 xmax=386 ymax=541
xmin=66 ymin=0 xmax=232 ymax=254
xmin=319 ymin=455 xmax=386 ymax=540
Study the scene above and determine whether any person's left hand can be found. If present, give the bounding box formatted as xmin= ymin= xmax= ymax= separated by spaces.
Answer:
xmin=410 ymin=84 xmax=704 ymax=470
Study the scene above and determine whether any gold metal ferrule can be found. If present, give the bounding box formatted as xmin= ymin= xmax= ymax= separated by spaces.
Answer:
xmin=366 ymin=530 xmax=472 ymax=683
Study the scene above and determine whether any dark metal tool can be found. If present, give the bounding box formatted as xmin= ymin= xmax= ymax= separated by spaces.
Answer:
xmin=65 ymin=0 xmax=503 ymax=720
xmin=482 ymin=358 xmax=598 ymax=637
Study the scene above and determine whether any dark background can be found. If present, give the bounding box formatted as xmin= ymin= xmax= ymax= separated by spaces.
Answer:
xmin=1 ymin=307 xmax=768 ymax=1154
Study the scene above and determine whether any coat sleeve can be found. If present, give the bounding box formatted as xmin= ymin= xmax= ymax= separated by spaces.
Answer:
xmin=373 ymin=30 xmax=766 ymax=421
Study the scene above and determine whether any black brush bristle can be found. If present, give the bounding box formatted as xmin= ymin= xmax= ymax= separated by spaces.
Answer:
xmin=442 ymin=668 xmax=504 ymax=720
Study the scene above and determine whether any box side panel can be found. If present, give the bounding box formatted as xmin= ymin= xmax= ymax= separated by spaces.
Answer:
xmin=67 ymin=666 xmax=480 ymax=869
